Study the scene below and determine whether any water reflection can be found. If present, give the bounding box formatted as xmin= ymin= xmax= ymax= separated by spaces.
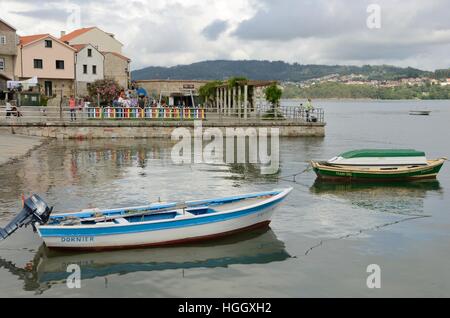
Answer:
xmin=310 ymin=180 xmax=444 ymax=215
xmin=0 ymin=228 xmax=290 ymax=295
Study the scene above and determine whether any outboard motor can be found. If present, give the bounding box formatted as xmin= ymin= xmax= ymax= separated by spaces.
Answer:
xmin=0 ymin=194 xmax=53 ymax=241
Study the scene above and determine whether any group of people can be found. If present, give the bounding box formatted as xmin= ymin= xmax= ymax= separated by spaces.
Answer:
xmin=112 ymin=89 xmax=198 ymax=110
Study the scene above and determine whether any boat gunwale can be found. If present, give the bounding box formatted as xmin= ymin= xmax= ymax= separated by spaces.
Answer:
xmin=37 ymin=188 xmax=292 ymax=232
xmin=48 ymin=190 xmax=283 ymax=219
xmin=311 ymin=159 xmax=446 ymax=175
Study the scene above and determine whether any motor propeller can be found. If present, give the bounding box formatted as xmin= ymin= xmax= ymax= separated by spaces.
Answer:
xmin=0 ymin=195 xmax=53 ymax=241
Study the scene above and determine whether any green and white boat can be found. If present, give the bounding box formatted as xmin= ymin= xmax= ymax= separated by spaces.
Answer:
xmin=312 ymin=149 xmax=447 ymax=182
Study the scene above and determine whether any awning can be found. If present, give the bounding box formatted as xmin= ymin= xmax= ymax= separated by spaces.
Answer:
xmin=7 ymin=76 xmax=39 ymax=89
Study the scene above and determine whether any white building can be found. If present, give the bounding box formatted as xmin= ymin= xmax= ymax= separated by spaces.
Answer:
xmin=72 ymin=44 xmax=104 ymax=96
xmin=60 ymin=27 xmax=123 ymax=54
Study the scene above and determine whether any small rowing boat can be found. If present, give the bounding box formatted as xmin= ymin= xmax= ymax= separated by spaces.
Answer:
xmin=311 ymin=149 xmax=447 ymax=182
xmin=0 ymin=189 xmax=292 ymax=251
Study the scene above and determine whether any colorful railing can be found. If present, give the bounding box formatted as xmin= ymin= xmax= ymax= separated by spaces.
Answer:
xmin=86 ymin=107 xmax=206 ymax=120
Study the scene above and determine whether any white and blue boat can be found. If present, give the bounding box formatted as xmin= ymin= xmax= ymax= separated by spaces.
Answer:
xmin=0 ymin=189 xmax=292 ymax=251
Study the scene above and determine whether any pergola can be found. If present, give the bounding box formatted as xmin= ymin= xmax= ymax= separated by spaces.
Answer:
xmin=214 ymin=80 xmax=277 ymax=119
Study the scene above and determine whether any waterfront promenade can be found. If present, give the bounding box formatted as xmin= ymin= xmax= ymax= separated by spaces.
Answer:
xmin=0 ymin=106 xmax=326 ymax=139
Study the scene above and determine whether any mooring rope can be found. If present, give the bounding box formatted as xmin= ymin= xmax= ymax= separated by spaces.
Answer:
xmin=277 ymin=164 xmax=314 ymax=183
xmin=267 ymin=162 xmax=435 ymax=258
xmin=303 ymin=214 xmax=431 ymax=257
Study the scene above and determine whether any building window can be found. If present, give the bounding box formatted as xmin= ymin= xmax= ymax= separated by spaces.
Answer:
xmin=56 ymin=60 xmax=65 ymax=69
xmin=92 ymin=65 xmax=97 ymax=74
xmin=88 ymin=49 xmax=92 ymax=57
xmin=83 ymin=65 xmax=88 ymax=74
xmin=34 ymin=59 xmax=43 ymax=69
xmin=0 ymin=58 xmax=4 ymax=71
xmin=0 ymin=36 xmax=6 ymax=45
xmin=45 ymin=40 xmax=52 ymax=48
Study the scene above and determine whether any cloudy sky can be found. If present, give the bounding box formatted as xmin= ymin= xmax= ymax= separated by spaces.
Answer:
xmin=2 ymin=0 xmax=450 ymax=71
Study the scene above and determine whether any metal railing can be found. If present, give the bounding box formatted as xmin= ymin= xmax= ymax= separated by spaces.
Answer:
xmin=255 ymin=103 xmax=325 ymax=123
xmin=0 ymin=105 xmax=325 ymax=124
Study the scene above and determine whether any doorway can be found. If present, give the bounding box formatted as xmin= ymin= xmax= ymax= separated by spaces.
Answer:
xmin=44 ymin=81 xmax=53 ymax=96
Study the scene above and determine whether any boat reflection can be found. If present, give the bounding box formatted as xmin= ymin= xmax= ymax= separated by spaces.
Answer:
xmin=310 ymin=180 xmax=443 ymax=214
xmin=0 ymin=228 xmax=290 ymax=294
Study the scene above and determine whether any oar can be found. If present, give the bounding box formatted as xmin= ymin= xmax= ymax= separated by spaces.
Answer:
xmin=67 ymin=201 xmax=202 ymax=224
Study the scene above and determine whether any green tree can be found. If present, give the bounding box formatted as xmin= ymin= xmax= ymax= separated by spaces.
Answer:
xmin=88 ymin=79 xmax=123 ymax=106
xmin=264 ymin=83 xmax=283 ymax=118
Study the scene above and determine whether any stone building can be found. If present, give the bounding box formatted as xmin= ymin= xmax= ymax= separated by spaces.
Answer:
xmin=135 ymin=80 xmax=210 ymax=106
xmin=0 ymin=18 xmax=17 ymax=91
xmin=102 ymin=51 xmax=131 ymax=89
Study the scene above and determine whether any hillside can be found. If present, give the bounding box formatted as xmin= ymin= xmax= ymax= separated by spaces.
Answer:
xmin=282 ymin=82 xmax=450 ymax=100
xmin=131 ymin=60 xmax=431 ymax=82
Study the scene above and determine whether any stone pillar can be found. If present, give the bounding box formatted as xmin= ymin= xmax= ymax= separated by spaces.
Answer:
xmin=228 ymin=88 xmax=232 ymax=116
xmin=244 ymin=85 xmax=248 ymax=119
xmin=219 ymin=88 xmax=222 ymax=114
xmin=232 ymin=87 xmax=237 ymax=117
xmin=216 ymin=88 xmax=220 ymax=113
xmin=223 ymin=88 xmax=227 ymax=116
xmin=237 ymin=86 xmax=242 ymax=118
xmin=222 ymin=87 xmax=226 ymax=114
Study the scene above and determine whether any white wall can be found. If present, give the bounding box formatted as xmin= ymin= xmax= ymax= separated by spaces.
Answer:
xmin=75 ymin=45 xmax=104 ymax=83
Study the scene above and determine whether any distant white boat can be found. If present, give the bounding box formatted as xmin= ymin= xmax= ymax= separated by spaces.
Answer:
xmin=409 ymin=110 xmax=431 ymax=116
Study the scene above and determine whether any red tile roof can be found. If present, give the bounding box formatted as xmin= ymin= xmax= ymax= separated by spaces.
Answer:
xmin=102 ymin=51 xmax=131 ymax=61
xmin=60 ymin=27 xmax=95 ymax=42
xmin=71 ymin=44 xmax=88 ymax=52
xmin=19 ymin=34 xmax=49 ymax=46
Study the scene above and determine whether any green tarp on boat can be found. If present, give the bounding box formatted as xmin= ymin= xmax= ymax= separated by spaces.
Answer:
xmin=340 ymin=149 xmax=426 ymax=159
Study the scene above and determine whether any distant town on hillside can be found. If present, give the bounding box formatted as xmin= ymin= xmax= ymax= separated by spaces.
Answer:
xmin=131 ymin=60 xmax=450 ymax=99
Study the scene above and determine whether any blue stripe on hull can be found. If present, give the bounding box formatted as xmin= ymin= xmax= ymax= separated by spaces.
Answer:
xmin=39 ymin=196 xmax=285 ymax=238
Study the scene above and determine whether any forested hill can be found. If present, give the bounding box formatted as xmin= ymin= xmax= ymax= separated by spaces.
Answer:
xmin=131 ymin=60 xmax=431 ymax=82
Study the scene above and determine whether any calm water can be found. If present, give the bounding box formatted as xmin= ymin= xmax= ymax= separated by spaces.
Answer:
xmin=0 ymin=100 xmax=449 ymax=297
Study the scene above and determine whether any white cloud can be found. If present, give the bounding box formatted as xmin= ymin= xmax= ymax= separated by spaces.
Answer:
xmin=2 ymin=0 xmax=450 ymax=71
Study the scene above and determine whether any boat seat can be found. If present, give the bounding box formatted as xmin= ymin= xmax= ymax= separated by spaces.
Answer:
xmin=114 ymin=218 xmax=129 ymax=225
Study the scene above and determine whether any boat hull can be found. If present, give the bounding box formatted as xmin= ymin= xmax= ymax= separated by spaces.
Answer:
xmin=37 ymin=190 xmax=289 ymax=251
xmin=311 ymin=159 xmax=446 ymax=182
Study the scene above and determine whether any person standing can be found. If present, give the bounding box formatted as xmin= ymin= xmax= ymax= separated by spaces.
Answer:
xmin=5 ymin=101 xmax=12 ymax=118
xmin=304 ymin=98 xmax=314 ymax=122
xmin=69 ymin=95 xmax=76 ymax=121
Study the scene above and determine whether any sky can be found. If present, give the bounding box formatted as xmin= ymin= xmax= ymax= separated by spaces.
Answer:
xmin=1 ymin=0 xmax=450 ymax=71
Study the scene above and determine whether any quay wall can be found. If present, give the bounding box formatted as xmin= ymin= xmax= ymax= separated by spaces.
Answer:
xmin=0 ymin=122 xmax=325 ymax=139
